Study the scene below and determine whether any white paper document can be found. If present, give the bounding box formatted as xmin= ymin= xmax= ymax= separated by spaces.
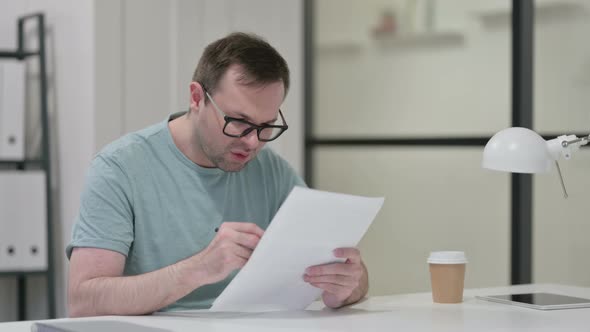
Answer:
xmin=210 ymin=186 xmax=384 ymax=312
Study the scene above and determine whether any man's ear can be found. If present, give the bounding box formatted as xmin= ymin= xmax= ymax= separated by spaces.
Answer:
xmin=189 ymin=81 xmax=205 ymax=114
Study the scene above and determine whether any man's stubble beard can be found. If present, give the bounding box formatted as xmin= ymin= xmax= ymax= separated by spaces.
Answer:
xmin=212 ymin=152 xmax=248 ymax=172
xmin=198 ymin=134 xmax=252 ymax=172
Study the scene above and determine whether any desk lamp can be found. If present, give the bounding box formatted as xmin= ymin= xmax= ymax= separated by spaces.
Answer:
xmin=482 ymin=127 xmax=589 ymax=198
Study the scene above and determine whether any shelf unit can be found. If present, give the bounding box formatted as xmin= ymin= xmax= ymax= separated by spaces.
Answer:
xmin=315 ymin=31 xmax=464 ymax=55
xmin=373 ymin=31 xmax=464 ymax=48
xmin=0 ymin=13 xmax=55 ymax=320
xmin=475 ymin=1 xmax=584 ymax=25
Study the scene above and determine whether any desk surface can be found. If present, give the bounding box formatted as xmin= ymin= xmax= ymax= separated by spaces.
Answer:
xmin=1 ymin=284 xmax=589 ymax=331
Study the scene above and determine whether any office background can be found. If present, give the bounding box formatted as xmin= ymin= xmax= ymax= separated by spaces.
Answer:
xmin=0 ymin=0 xmax=589 ymax=321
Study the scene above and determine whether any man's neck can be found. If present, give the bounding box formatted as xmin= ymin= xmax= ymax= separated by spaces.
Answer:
xmin=168 ymin=115 xmax=214 ymax=168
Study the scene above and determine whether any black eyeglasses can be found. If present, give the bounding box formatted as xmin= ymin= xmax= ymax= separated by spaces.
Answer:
xmin=203 ymin=88 xmax=288 ymax=142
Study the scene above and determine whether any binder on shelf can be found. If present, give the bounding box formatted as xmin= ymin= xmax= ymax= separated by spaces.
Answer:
xmin=0 ymin=60 xmax=26 ymax=161
xmin=0 ymin=171 xmax=47 ymax=272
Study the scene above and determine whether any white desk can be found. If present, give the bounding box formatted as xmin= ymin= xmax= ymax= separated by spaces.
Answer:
xmin=1 ymin=284 xmax=589 ymax=331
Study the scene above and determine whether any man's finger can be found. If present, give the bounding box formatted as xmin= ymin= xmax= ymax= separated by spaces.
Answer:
xmin=333 ymin=248 xmax=361 ymax=264
xmin=220 ymin=222 xmax=265 ymax=238
xmin=310 ymin=282 xmax=345 ymax=295
xmin=306 ymin=262 xmax=360 ymax=276
xmin=233 ymin=232 xmax=261 ymax=250
xmin=304 ymin=274 xmax=357 ymax=287
xmin=232 ymin=243 xmax=254 ymax=260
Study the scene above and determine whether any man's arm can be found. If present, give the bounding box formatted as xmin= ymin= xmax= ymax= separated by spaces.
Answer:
xmin=68 ymin=222 xmax=264 ymax=317
xmin=68 ymin=247 xmax=203 ymax=317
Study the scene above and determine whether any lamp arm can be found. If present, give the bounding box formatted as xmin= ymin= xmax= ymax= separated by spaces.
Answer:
xmin=547 ymin=134 xmax=589 ymax=161
xmin=562 ymin=134 xmax=590 ymax=148
xmin=546 ymin=133 xmax=588 ymax=199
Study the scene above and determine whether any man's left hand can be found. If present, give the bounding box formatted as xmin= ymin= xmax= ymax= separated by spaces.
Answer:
xmin=303 ymin=247 xmax=368 ymax=308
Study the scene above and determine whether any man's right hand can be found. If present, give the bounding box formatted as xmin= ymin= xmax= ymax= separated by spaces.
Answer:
xmin=190 ymin=222 xmax=265 ymax=285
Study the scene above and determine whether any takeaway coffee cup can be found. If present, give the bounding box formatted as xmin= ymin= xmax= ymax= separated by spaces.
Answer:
xmin=427 ymin=251 xmax=467 ymax=303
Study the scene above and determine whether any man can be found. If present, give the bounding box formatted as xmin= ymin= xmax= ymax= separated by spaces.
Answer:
xmin=67 ymin=32 xmax=368 ymax=317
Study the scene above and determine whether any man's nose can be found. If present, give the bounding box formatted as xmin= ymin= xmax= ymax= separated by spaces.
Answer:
xmin=241 ymin=129 xmax=259 ymax=149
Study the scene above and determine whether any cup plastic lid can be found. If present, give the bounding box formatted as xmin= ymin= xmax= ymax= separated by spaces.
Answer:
xmin=427 ymin=251 xmax=468 ymax=264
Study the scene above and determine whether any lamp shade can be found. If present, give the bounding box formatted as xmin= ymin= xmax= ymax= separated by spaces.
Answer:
xmin=482 ymin=127 xmax=553 ymax=173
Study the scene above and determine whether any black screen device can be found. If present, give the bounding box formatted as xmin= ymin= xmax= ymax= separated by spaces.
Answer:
xmin=476 ymin=292 xmax=590 ymax=310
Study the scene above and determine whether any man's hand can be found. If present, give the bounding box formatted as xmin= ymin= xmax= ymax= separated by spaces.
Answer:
xmin=190 ymin=222 xmax=264 ymax=285
xmin=303 ymin=248 xmax=368 ymax=309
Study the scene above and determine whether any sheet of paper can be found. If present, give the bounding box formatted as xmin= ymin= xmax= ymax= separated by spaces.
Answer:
xmin=210 ymin=186 xmax=384 ymax=312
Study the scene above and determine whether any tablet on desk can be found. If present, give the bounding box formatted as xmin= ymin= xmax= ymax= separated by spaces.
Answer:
xmin=476 ymin=292 xmax=590 ymax=310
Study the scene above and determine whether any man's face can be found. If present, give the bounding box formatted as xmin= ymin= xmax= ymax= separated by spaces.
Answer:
xmin=190 ymin=66 xmax=285 ymax=172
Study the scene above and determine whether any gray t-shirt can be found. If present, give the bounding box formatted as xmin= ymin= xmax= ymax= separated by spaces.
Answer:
xmin=66 ymin=113 xmax=305 ymax=311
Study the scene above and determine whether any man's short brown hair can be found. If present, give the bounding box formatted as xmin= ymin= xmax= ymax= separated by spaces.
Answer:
xmin=193 ymin=32 xmax=290 ymax=101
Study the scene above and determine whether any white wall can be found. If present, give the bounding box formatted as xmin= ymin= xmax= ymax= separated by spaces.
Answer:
xmin=315 ymin=148 xmax=510 ymax=295
xmin=1 ymin=0 xmax=303 ymax=321
xmin=95 ymin=0 xmax=304 ymax=175
xmin=314 ymin=0 xmax=511 ymax=138
xmin=0 ymin=0 xmax=95 ymax=321
xmin=313 ymin=0 xmax=590 ymax=296
xmin=314 ymin=0 xmax=513 ymax=296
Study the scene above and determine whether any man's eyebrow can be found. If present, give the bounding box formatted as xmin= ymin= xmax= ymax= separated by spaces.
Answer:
xmin=232 ymin=111 xmax=278 ymax=125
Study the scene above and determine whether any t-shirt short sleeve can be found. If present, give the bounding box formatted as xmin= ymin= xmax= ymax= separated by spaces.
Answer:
xmin=66 ymin=154 xmax=135 ymax=259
